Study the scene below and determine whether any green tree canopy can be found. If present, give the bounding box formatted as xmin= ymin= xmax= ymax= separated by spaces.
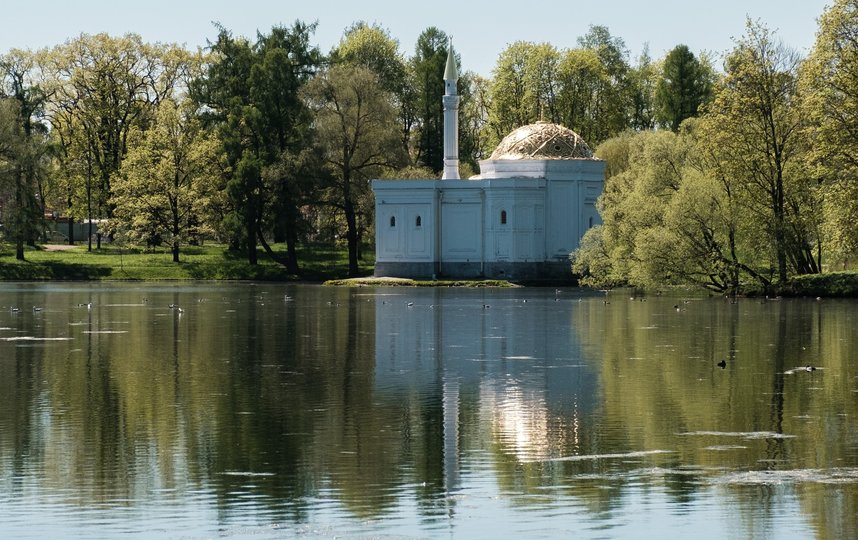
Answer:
xmin=39 ymin=33 xmax=191 ymax=249
xmin=1 ymin=50 xmax=49 ymax=259
xmin=331 ymin=22 xmax=414 ymax=160
xmin=191 ymin=22 xmax=321 ymax=269
xmin=112 ymin=99 xmax=220 ymax=262
xmin=411 ymin=27 xmax=450 ymax=173
xmin=302 ymin=65 xmax=406 ymax=276
xmin=654 ymin=44 xmax=716 ymax=131
xmin=800 ymin=0 xmax=858 ymax=267
xmin=703 ymin=20 xmax=818 ymax=282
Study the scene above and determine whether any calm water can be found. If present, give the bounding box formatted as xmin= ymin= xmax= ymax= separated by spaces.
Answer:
xmin=0 ymin=282 xmax=856 ymax=539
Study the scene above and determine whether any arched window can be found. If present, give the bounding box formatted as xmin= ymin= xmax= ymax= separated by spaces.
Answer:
xmin=415 ymin=215 xmax=422 ymax=227
xmin=500 ymin=210 xmax=507 ymax=225
xmin=389 ymin=216 xmax=396 ymax=227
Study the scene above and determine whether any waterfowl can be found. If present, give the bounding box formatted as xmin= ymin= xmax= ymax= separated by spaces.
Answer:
xmin=717 ymin=359 xmax=727 ymax=369
xmin=805 ymin=365 xmax=817 ymax=372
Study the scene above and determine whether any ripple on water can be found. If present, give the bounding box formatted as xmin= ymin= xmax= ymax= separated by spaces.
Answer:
xmin=703 ymin=445 xmax=748 ymax=451
xmin=711 ymin=468 xmax=858 ymax=485
xmin=678 ymin=431 xmax=796 ymax=440
xmin=0 ymin=336 xmax=74 ymax=341
xmin=540 ymin=449 xmax=674 ymax=463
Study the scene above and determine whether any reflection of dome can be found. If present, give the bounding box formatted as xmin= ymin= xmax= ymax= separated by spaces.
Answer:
xmin=489 ymin=121 xmax=594 ymax=160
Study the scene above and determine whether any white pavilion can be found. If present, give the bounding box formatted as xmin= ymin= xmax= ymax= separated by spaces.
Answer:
xmin=372 ymin=44 xmax=605 ymax=280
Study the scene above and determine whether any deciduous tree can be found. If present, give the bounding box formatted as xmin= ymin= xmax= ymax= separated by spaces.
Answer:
xmin=191 ymin=23 xmax=321 ymax=269
xmin=800 ymin=0 xmax=858 ymax=267
xmin=0 ymin=51 xmax=49 ymax=260
xmin=40 ymin=33 xmax=191 ymax=249
xmin=303 ymin=65 xmax=406 ymax=276
xmin=112 ymin=99 xmax=220 ymax=262
xmin=702 ymin=20 xmax=817 ymax=282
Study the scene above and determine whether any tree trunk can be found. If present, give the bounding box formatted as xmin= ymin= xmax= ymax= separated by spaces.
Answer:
xmin=273 ymin=212 xmax=286 ymax=243
xmin=14 ymin=169 xmax=25 ymax=261
xmin=172 ymin=204 xmax=181 ymax=263
xmin=285 ymin=226 xmax=300 ymax=274
xmin=247 ymin=200 xmax=258 ymax=266
xmin=345 ymin=199 xmax=359 ymax=277
xmin=86 ymin=153 xmax=93 ymax=252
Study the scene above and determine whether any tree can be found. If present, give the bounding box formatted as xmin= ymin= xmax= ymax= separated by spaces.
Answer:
xmin=575 ymin=25 xmax=632 ymax=141
xmin=190 ymin=27 xmax=256 ymax=257
xmin=458 ymin=71 xmax=490 ymax=173
xmin=800 ymin=0 xmax=858 ymax=267
xmin=0 ymin=51 xmax=49 ymax=260
xmin=655 ymin=45 xmax=716 ymax=131
xmin=628 ymin=45 xmax=658 ymax=131
xmin=555 ymin=48 xmax=612 ymax=145
xmin=112 ymin=99 xmax=219 ymax=262
xmin=487 ymin=42 xmax=561 ymax=146
xmin=40 ymin=33 xmax=191 ymax=250
xmin=411 ymin=27 xmax=449 ymax=173
xmin=587 ymin=130 xmax=687 ymax=288
xmin=191 ymin=22 xmax=321 ymax=269
xmin=331 ymin=22 xmax=414 ymax=155
xmin=702 ymin=20 xmax=816 ymax=282
xmin=303 ymin=65 xmax=406 ymax=276
xmin=575 ymin=125 xmax=768 ymax=293
xmin=250 ymin=23 xmax=322 ymax=272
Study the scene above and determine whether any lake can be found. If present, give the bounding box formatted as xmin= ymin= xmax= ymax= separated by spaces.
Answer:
xmin=0 ymin=282 xmax=856 ymax=539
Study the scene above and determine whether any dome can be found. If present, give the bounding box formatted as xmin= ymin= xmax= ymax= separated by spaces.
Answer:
xmin=489 ymin=121 xmax=594 ymax=160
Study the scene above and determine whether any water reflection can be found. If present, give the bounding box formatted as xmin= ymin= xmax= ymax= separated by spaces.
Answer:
xmin=0 ymin=284 xmax=856 ymax=538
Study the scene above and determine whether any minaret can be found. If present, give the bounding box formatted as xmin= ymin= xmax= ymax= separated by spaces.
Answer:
xmin=442 ymin=39 xmax=460 ymax=180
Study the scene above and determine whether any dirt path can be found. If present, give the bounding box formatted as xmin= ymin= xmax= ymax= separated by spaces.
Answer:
xmin=42 ymin=244 xmax=79 ymax=252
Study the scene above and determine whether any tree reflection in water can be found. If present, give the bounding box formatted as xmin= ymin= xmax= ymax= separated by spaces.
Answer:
xmin=0 ymin=283 xmax=855 ymax=538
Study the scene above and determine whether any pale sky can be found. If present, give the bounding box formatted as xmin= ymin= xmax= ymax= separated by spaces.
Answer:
xmin=3 ymin=0 xmax=831 ymax=76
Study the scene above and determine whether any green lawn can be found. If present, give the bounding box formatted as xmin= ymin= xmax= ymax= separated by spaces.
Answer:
xmin=0 ymin=242 xmax=375 ymax=281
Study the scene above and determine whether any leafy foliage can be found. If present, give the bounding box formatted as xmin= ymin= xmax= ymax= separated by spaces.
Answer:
xmin=655 ymin=45 xmax=715 ymax=131
xmin=302 ymin=65 xmax=405 ymax=277
xmin=1 ymin=9 xmax=857 ymax=286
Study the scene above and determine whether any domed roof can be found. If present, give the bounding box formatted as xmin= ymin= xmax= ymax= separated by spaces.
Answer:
xmin=489 ymin=121 xmax=594 ymax=160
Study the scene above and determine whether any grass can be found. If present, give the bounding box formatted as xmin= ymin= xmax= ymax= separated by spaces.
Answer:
xmin=0 ymin=242 xmax=375 ymax=281
xmin=777 ymin=271 xmax=858 ymax=297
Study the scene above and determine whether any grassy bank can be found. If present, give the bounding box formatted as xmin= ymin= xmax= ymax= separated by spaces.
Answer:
xmin=775 ymin=271 xmax=858 ymax=297
xmin=0 ymin=243 xmax=374 ymax=281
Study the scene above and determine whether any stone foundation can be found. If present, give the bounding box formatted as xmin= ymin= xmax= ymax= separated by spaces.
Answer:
xmin=375 ymin=260 xmax=573 ymax=281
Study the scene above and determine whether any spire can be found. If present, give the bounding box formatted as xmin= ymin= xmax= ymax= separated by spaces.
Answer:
xmin=441 ymin=36 xmax=460 ymax=180
xmin=444 ymin=39 xmax=458 ymax=82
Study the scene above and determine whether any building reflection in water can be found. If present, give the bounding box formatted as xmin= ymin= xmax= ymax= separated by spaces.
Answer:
xmin=373 ymin=289 xmax=599 ymax=494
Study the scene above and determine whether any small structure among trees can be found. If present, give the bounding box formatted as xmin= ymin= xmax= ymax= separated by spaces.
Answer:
xmin=373 ymin=46 xmax=605 ymax=280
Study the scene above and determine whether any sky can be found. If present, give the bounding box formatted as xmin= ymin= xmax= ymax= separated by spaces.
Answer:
xmin=3 ymin=0 xmax=832 ymax=76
